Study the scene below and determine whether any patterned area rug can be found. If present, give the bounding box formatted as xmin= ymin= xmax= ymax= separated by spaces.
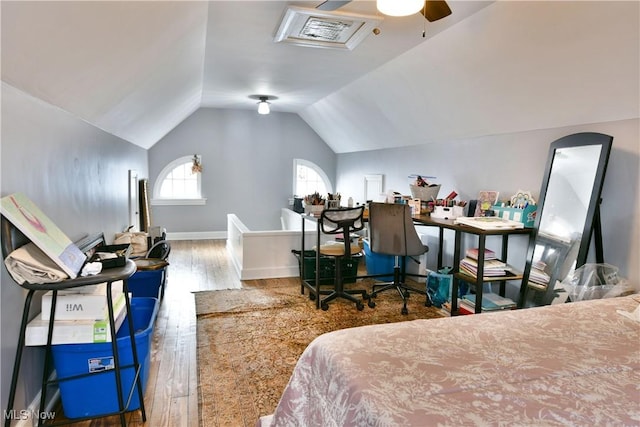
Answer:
xmin=195 ymin=278 xmax=445 ymax=427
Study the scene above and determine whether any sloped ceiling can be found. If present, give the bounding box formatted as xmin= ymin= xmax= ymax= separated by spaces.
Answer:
xmin=1 ymin=1 xmax=638 ymax=152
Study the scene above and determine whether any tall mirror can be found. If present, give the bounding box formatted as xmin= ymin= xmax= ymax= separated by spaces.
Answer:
xmin=519 ymin=132 xmax=613 ymax=307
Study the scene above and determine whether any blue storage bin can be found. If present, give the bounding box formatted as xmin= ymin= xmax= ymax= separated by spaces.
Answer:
xmin=52 ymin=297 xmax=159 ymax=419
xmin=363 ymin=239 xmax=396 ymax=281
xmin=127 ymin=269 xmax=164 ymax=299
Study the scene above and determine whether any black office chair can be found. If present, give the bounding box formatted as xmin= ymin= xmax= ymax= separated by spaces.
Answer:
xmin=317 ymin=206 xmax=371 ymax=311
xmin=368 ymin=202 xmax=432 ymax=315
xmin=133 ymin=239 xmax=171 ymax=301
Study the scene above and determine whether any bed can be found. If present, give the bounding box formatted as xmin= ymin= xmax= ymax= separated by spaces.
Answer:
xmin=259 ymin=295 xmax=640 ymax=426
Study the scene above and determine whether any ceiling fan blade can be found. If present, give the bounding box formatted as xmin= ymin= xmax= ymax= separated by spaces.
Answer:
xmin=316 ymin=1 xmax=352 ymax=11
xmin=421 ymin=0 xmax=452 ymax=22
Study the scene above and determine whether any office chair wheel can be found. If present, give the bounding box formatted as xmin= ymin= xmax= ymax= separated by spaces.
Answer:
xmin=356 ymin=302 xmax=365 ymax=311
xmin=401 ymin=307 xmax=409 ymax=315
xmin=309 ymin=292 xmax=316 ymax=301
xmin=368 ymin=300 xmax=376 ymax=308
xmin=321 ymin=302 xmax=329 ymax=311
xmin=424 ymin=299 xmax=432 ymax=307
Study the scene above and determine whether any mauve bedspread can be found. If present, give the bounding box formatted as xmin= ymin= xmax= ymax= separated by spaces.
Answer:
xmin=262 ymin=295 xmax=640 ymax=426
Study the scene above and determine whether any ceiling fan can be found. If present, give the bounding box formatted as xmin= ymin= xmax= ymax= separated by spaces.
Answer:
xmin=316 ymin=0 xmax=452 ymax=22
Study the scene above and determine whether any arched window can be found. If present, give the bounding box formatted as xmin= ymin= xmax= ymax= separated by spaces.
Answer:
xmin=293 ymin=159 xmax=332 ymax=197
xmin=152 ymin=155 xmax=206 ymax=206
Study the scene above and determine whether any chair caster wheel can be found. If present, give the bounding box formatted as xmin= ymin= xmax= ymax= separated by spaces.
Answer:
xmin=401 ymin=307 xmax=408 ymax=315
xmin=368 ymin=300 xmax=376 ymax=308
xmin=309 ymin=293 xmax=316 ymax=301
xmin=425 ymin=300 xmax=432 ymax=307
xmin=356 ymin=302 xmax=364 ymax=311
xmin=321 ymin=302 xmax=329 ymax=311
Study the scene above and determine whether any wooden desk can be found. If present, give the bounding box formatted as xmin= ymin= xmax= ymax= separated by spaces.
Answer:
xmin=413 ymin=215 xmax=533 ymax=314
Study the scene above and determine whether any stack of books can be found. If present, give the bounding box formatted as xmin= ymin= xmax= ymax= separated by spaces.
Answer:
xmin=25 ymin=281 xmax=127 ymax=346
xmin=528 ymin=260 xmax=551 ymax=290
xmin=459 ymin=248 xmax=508 ymax=278
xmin=459 ymin=292 xmax=517 ymax=313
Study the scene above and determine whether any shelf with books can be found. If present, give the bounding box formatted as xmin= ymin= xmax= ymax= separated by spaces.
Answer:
xmin=449 ymin=223 xmax=533 ymax=315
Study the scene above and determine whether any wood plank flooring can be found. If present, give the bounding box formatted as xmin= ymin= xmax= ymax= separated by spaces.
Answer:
xmin=50 ymin=240 xmax=240 ymax=426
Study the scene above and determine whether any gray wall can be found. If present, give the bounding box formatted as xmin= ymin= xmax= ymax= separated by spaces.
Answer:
xmin=336 ymin=118 xmax=640 ymax=289
xmin=148 ymin=108 xmax=336 ymax=232
xmin=1 ymin=83 xmax=148 ymax=418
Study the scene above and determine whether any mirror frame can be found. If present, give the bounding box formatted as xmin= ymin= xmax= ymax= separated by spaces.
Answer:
xmin=519 ymin=132 xmax=613 ymax=307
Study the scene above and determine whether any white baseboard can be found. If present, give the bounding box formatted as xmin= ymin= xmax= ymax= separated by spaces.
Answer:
xmin=165 ymin=231 xmax=226 ymax=241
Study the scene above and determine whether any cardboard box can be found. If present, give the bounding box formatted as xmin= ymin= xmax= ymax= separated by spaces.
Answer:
xmin=26 ymin=293 xmax=126 ymax=346
xmin=41 ymin=281 xmax=124 ymax=320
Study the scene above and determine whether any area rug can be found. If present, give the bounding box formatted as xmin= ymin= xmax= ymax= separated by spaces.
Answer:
xmin=195 ymin=278 xmax=445 ymax=427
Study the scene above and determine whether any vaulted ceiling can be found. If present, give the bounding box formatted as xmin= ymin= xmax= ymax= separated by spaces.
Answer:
xmin=2 ymin=1 xmax=638 ymax=153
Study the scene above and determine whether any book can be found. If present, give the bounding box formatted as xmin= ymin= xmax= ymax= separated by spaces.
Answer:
xmin=25 ymin=293 xmax=127 ymax=345
xmin=0 ymin=193 xmax=86 ymax=279
xmin=462 ymin=293 xmax=516 ymax=311
xmin=459 ymin=257 xmax=507 ymax=277
xmin=475 ymin=191 xmax=499 ymax=216
xmin=41 ymin=281 xmax=124 ymax=320
xmin=465 ymin=247 xmax=497 ymax=261
xmin=454 ymin=216 xmax=524 ymax=230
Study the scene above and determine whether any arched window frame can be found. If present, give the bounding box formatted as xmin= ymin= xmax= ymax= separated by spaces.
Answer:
xmin=293 ymin=158 xmax=333 ymax=197
xmin=151 ymin=155 xmax=207 ymax=206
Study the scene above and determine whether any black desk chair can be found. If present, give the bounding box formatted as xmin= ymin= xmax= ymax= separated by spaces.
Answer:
xmin=134 ymin=239 xmax=171 ymax=301
xmin=317 ymin=206 xmax=371 ymax=311
xmin=368 ymin=202 xmax=432 ymax=315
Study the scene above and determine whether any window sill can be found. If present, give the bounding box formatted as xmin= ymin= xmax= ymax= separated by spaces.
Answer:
xmin=151 ymin=198 xmax=207 ymax=206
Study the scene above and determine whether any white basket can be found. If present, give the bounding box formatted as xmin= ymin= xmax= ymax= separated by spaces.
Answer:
xmin=409 ymin=184 xmax=441 ymax=201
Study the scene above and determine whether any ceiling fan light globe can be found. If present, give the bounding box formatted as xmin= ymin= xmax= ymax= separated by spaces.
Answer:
xmin=377 ymin=0 xmax=423 ymax=17
xmin=257 ymin=101 xmax=270 ymax=115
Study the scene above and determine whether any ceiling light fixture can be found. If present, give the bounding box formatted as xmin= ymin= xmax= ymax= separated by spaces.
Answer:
xmin=257 ymin=97 xmax=270 ymax=115
xmin=376 ymin=0 xmax=423 ymax=17
xmin=249 ymin=95 xmax=278 ymax=115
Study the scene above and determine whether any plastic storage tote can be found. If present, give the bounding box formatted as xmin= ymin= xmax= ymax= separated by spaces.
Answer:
xmin=52 ymin=297 xmax=159 ymax=418
xmin=127 ymin=269 xmax=164 ymax=299
xmin=362 ymin=239 xmax=396 ymax=281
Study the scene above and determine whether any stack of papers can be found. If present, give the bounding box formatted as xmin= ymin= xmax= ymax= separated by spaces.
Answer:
xmin=454 ymin=216 xmax=524 ymax=230
xmin=461 ymin=293 xmax=516 ymax=311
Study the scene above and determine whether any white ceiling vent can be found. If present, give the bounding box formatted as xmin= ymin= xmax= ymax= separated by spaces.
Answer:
xmin=274 ymin=6 xmax=382 ymax=50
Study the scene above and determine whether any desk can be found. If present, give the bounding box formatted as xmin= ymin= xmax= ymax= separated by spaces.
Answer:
xmin=413 ymin=215 xmax=533 ymax=314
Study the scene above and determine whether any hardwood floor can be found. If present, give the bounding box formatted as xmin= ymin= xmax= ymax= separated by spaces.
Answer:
xmin=51 ymin=240 xmax=240 ymax=426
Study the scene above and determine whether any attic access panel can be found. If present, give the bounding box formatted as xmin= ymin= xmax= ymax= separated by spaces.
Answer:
xmin=274 ymin=6 xmax=382 ymax=50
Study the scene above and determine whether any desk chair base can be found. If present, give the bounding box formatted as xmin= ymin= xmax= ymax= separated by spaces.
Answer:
xmin=319 ymin=257 xmax=372 ymax=311
xmin=370 ymin=265 xmax=432 ymax=315
xmin=320 ymin=288 xmax=370 ymax=311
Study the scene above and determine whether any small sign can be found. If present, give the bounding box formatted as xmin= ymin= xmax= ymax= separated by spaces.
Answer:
xmin=88 ymin=356 xmax=114 ymax=373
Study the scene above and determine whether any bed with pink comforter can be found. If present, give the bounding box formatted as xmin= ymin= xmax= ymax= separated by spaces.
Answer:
xmin=259 ymin=295 xmax=640 ymax=426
